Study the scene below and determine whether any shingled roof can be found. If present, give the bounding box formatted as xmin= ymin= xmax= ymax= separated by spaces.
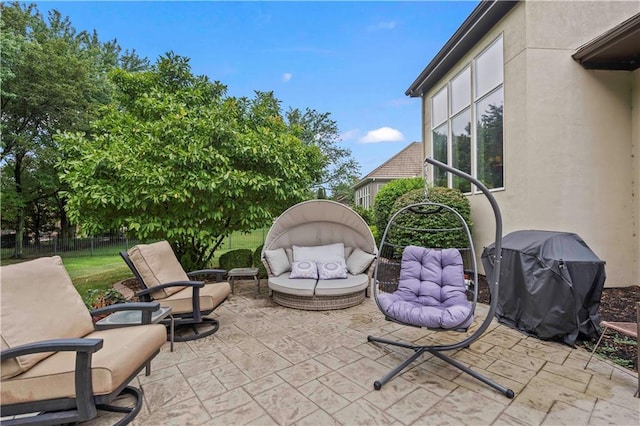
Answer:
xmin=353 ymin=142 xmax=423 ymax=190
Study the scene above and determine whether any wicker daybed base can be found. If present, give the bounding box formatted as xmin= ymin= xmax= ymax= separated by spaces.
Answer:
xmin=272 ymin=290 xmax=366 ymax=311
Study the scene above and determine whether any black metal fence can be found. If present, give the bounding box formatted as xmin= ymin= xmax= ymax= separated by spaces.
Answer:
xmin=0 ymin=229 xmax=268 ymax=260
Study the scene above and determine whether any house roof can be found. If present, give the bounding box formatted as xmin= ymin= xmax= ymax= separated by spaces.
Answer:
xmin=572 ymin=12 xmax=640 ymax=71
xmin=405 ymin=0 xmax=518 ymax=97
xmin=353 ymin=142 xmax=423 ymax=189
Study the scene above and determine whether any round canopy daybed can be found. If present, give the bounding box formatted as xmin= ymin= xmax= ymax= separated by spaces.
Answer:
xmin=261 ymin=200 xmax=378 ymax=310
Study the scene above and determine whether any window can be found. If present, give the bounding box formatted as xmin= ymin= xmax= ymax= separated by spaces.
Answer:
xmin=356 ymin=186 xmax=370 ymax=209
xmin=429 ymin=36 xmax=504 ymax=191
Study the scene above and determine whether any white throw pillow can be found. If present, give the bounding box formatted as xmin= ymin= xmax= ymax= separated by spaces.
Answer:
xmin=293 ymin=243 xmax=345 ymax=263
xmin=344 ymin=246 xmax=354 ymax=259
xmin=289 ymin=260 xmax=318 ymax=279
xmin=317 ymin=259 xmax=348 ymax=280
xmin=346 ymin=248 xmax=376 ymax=275
xmin=264 ymin=248 xmax=291 ymax=276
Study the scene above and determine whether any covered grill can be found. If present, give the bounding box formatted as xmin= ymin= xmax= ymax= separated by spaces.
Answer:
xmin=482 ymin=230 xmax=606 ymax=346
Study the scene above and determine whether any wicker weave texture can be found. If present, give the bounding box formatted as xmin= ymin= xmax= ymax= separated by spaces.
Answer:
xmin=272 ymin=290 xmax=366 ymax=311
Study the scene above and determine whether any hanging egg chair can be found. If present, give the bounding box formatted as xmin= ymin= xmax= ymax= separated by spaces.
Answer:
xmin=367 ymin=157 xmax=514 ymax=398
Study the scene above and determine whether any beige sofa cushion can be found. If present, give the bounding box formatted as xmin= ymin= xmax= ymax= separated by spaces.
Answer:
xmin=161 ymin=282 xmax=231 ymax=315
xmin=1 ymin=256 xmax=94 ymax=380
xmin=267 ymin=273 xmax=316 ymax=296
xmin=127 ymin=241 xmax=189 ymax=299
xmin=314 ymin=273 xmax=369 ymax=296
xmin=1 ymin=324 xmax=166 ymax=405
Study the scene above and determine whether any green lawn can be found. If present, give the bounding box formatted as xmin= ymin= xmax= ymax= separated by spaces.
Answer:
xmin=5 ymin=229 xmax=268 ymax=300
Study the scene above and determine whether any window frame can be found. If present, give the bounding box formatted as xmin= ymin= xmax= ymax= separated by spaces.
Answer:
xmin=429 ymin=34 xmax=504 ymax=194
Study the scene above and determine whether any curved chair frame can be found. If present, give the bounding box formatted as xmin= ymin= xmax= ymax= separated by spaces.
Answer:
xmin=120 ymin=251 xmax=227 ymax=342
xmin=367 ymin=157 xmax=514 ymax=398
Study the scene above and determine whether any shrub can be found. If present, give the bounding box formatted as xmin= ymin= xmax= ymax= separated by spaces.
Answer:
xmin=84 ymin=288 xmax=126 ymax=312
xmin=352 ymin=205 xmax=373 ymax=225
xmin=373 ymin=177 xmax=425 ymax=236
xmin=219 ymin=249 xmax=253 ymax=270
xmin=253 ymin=244 xmax=268 ymax=278
xmin=385 ymin=186 xmax=472 ymax=252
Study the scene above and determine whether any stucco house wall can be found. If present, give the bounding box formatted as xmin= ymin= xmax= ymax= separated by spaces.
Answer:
xmin=419 ymin=1 xmax=639 ymax=287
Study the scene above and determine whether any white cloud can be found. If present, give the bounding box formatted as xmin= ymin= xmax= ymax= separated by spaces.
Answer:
xmin=282 ymin=73 xmax=292 ymax=82
xmin=359 ymin=127 xmax=405 ymax=144
xmin=368 ymin=20 xmax=397 ymax=31
xmin=340 ymin=129 xmax=360 ymax=141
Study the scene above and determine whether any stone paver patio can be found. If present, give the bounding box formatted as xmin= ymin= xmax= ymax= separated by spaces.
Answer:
xmin=94 ymin=280 xmax=638 ymax=425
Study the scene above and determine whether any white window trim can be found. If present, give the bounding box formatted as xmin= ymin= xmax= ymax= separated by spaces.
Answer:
xmin=429 ymin=34 xmax=505 ymax=194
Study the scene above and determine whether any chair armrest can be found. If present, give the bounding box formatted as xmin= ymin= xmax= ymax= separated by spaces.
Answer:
xmin=1 ymin=338 xmax=103 ymax=361
xmin=261 ymin=259 xmax=275 ymax=277
xmin=90 ymin=302 xmax=160 ymax=317
xmin=188 ymin=269 xmax=226 ymax=282
xmin=1 ymin=338 xmax=104 ymax=421
xmin=136 ymin=280 xmax=205 ymax=297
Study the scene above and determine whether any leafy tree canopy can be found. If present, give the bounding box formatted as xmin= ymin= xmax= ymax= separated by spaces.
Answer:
xmin=57 ymin=53 xmax=323 ymax=269
xmin=1 ymin=2 xmax=145 ymax=256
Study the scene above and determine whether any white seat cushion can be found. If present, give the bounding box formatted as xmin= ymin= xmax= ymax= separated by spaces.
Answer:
xmin=268 ymin=272 xmax=316 ymax=296
xmin=314 ymin=273 xmax=369 ymax=296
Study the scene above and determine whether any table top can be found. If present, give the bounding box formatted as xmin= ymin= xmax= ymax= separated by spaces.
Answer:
xmin=227 ymin=267 xmax=259 ymax=276
xmin=96 ymin=306 xmax=172 ymax=326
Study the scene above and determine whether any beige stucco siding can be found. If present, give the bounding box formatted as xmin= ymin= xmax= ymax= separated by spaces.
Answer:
xmin=422 ymin=1 xmax=639 ymax=286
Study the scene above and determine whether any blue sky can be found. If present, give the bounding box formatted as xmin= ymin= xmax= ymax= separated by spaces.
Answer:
xmin=36 ymin=1 xmax=479 ymax=177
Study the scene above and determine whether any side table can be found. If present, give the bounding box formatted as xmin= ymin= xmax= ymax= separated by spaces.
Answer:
xmin=96 ymin=306 xmax=174 ymax=374
xmin=227 ymin=267 xmax=260 ymax=298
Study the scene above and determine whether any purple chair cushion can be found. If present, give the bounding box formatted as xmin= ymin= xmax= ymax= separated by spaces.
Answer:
xmin=377 ymin=246 xmax=473 ymax=329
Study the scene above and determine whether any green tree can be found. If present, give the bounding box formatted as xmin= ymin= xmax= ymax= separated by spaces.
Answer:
xmin=0 ymin=2 xmax=144 ymax=256
xmin=373 ymin=177 xmax=425 ymax=236
xmin=57 ymin=53 xmax=323 ymax=269
xmin=286 ymin=108 xmax=360 ymax=193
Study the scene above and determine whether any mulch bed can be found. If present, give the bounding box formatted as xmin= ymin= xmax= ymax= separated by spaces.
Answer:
xmin=477 ymin=276 xmax=638 ymax=372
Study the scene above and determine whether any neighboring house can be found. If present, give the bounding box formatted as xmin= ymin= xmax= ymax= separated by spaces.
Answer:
xmin=352 ymin=142 xmax=423 ymax=209
xmin=406 ymin=0 xmax=639 ymax=287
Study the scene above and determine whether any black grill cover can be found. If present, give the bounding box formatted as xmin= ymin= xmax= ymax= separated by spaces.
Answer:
xmin=481 ymin=230 xmax=606 ymax=346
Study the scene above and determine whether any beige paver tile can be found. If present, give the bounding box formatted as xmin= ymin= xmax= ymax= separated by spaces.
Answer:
xmin=486 ymin=358 xmax=538 ymax=385
xmin=138 ymin=365 xmax=181 ymax=385
xmin=510 ymin=339 xmax=571 ymax=365
xmin=298 ymin=379 xmax=350 ymax=414
xmin=492 ymin=412 xmax=537 ymax=426
xmin=201 ymin=387 xmax=253 ymax=418
xmin=415 ymin=354 xmax=464 ymax=382
xmin=253 ymin=382 xmax=319 ymax=425
xmin=187 ymin=371 xmax=227 ymax=401
xmin=208 ymin=400 xmax=268 ymax=425
xmin=423 ymin=386 xmax=506 ymax=425
xmin=588 ymin=399 xmax=640 ymax=425
xmin=293 ymin=409 xmax=339 ymax=426
xmin=333 ymin=398 xmax=398 ymax=425
xmin=469 ymin=339 xmax=495 ymax=354
xmin=150 ymin=344 xmax=198 ymax=371
xmin=243 ymin=374 xmax=286 ymax=397
xmin=211 ymin=361 xmax=252 ymax=389
xmin=541 ymin=359 xmax=592 ymax=384
xmin=337 ymin=356 xmax=397 ymax=389
xmin=245 ymin=415 xmax=278 ymax=426
xmin=215 ymin=324 xmax=254 ymax=345
xmin=132 ymin=397 xmax=210 ymax=426
xmin=185 ymin=334 xmax=226 ymax=356
xmin=542 ymin=400 xmax=591 ymax=425
xmin=314 ymin=346 xmax=363 ymax=369
xmin=352 ymin=340 xmax=395 ymax=360
xmin=277 ymin=359 xmax=332 ymax=388
xmin=317 ymin=371 xmax=368 ymax=402
xmin=177 ymin=351 xmax=231 ymax=378
xmin=585 ymin=372 xmax=639 ymax=409
xmin=451 ymin=347 xmax=496 ymax=370
xmin=236 ymin=338 xmax=272 ymax=356
xmin=363 ymin=376 xmax=419 ymax=409
xmin=400 ymin=365 xmax=458 ymax=397
xmin=452 ymin=365 xmax=525 ymax=402
xmin=141 ymin=373 xmax=196 ymax=410
xmin=385 ymin=387 xmax=442 ymax=424
xmin=233 ymin=349 xmax=293 ymax=380
xmin=486 ymin=346 xmax=546 ymax=372
xmin=479 ymin=328 xmax=524 ymax=349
